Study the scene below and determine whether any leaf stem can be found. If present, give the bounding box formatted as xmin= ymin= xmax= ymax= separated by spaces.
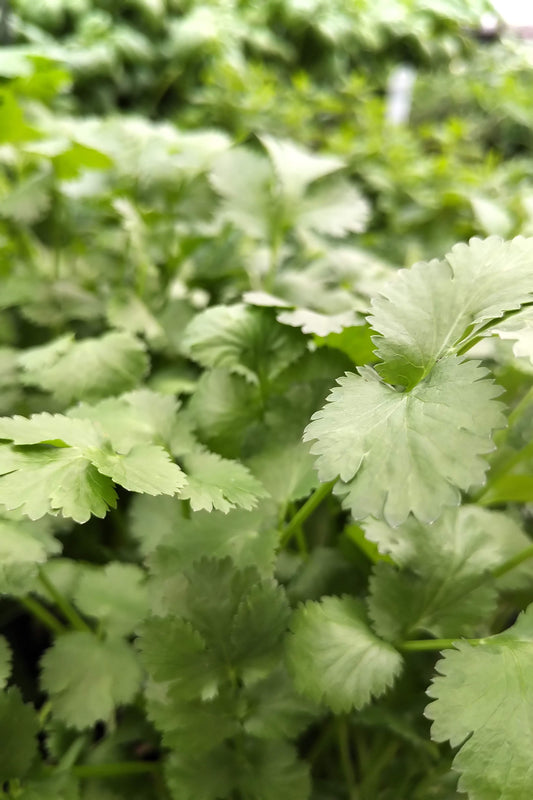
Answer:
xmin=19 ymin=595 xmax=66 ymax=635
xmin=399 ymin=638 xmax=463 ymax=652
xmin=279 ymin=480 xmax=336 ymax=548
xmin=71 ymin=761 xmax=160 ymax=779
xmin=336 ymin=716 xmax=359 ymax=800
xmin=37 ymin=567 xmax=93 ymax=634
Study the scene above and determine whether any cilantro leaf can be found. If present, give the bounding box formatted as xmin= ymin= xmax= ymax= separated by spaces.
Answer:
xmin=370 ymin=236 xmax=533 ymax=387
xmin=88 ymin=444 xmax=186 ymax=496
xmin=286 ymin=596 xmax=403 ymax=712
xmin=0 ymin=514 xmax=61 ymax=595
xmin=19 ymin=332 xmax=149 ymax=404
xmin=493 ymin=305 xmax=533 ymax=364
xmin=40 ymin=632 xmax=143 ymax=729
xmin=243 ymin=667 xmax=320 ymax=740
xmin=183 ymin=304 xmax=305 ymax=386
xmin=180 ymin=450 xmax=268 ymax=513
xmin=426 ymin=605 xmax=533 ymax=800
xmin=304 ymin=357 xmax=505 ymax=525
xmin=259 ymin=134 xmax=344 ymax=197
xmin=72 ymin=563 xmax=149 ymax=638
xmin=0 ymin=688 xmax=40 ymax=781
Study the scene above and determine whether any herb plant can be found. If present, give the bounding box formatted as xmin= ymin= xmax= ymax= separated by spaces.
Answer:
xmin=2 ymin=2 xmax=533 ymax=799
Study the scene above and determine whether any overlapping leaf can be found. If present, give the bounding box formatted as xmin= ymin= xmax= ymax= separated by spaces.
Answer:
xmin=426 ymin=605 xmax=533 ymax=800
xmin=286 ymin=596 xmax=403 ymax=712
xmin=304 ymin=358 xmax=504 ymax=525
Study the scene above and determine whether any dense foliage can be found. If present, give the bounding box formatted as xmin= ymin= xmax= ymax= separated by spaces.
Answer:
xmin=2 ymin=1 xmax=533 ymax=798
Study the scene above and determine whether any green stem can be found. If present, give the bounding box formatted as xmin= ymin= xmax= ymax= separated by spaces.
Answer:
xmin=359 ymin=740 xmax=399 ymax=799
xmin=399 ymin=638 xmax=466 ymax=652
xmin=71 ymin=761 xmax=160 ymax=779
xmin=508 ymin=385 xmax=533 ymax=428
xmin=37 ymin=568 xmax=93 ymax=634
xmin=279 ymin=480 xmax=336 ymax=548
xmin=337 ymin=716 xmax=359 ymax=800
xmin=19 ymin=595 xmax=66 ymax=636
xmin=476 ymin=439 xmax=533 ymax=504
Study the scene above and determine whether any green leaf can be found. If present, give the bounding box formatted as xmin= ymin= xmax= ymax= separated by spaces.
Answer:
xmin=286 ymin=596 xmax=403 ymax=712
xmin=165 ymin=746 xmax=235 ymax=800
xmin=493 ymin=305 xmax=533 ymax=364
xmin=370 ymin=236 xmax=533 ymax=388
xmin=0 ymin=688 xmax=39 ymax=781
xmin=245 ymin=438 xmax=318 ymax=509
xmin=210 ymin=147 xmax=273 ymax=239
xmin=259 ymin=134 xmax=344 ymax=197
xmin=0 ymin=446 xmax=117 ymax=523
xmin=19 ymin=332 xmax=149 ymax=404
xmin=425 ymin=605 xmax=533 ymax=800
xmin=189 ymin=368 xmax=262 ymax=456
xmin=0 ymin=170 xmax=52 ymax=224
xmin=237 ymin=739 xmax=311 ymax=800
xmin=88 ymin=444 xmax=186 ymax=496
xmin=304 ymin=357 xmax=505 ymax=525
xmin=40 ymin=632 xmax=143 ymax=729
xmin=183 ymin=305 xmax=305 ymax=385
xmin=144 ymin=505 xmax=278 ymax=616
xmin=138 ymin=617 xmax=221 ymax=702
xmin=230 ymin=580 xmax=290 ymax=683
xmin=243 ymin=667 xmax=320 ymax=740
xmin=72 ymin=563 xmax=149 ymax=638
xmin=180 ymin=450 xmax=268 ymax=513
xmin=0 ymin=636 xmax=12 ymax=688
xmin=296 ymin=179 xmax=370 ymax=236
xmin=365 ymin=506 xmax=533 ymax=640
xmin=0 ymin=514 xmax=61 ymax=595
xmin=68 ymin=390 xmax=179 ymax=453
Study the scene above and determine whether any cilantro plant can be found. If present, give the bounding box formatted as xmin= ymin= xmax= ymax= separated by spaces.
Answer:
xmin=3 ymin=2 xmax=533 ymax=799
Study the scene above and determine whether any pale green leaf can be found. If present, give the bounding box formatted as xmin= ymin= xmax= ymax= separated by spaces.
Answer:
xmin=493 ymin=305 xmax=533 ymax=364
xmin=296 ymin=179 xmax=370 ymax=236
xmin=426 ymin=605 xmax=533 ymax=800
xmin=0 ymin=170 xmax=52 ymax=224
xmin=210 ymin=148 xmax=272 ymax=239
xmin=370 ymin=236 xmax=533 ymax=387
xmin=180 ymin=451 xmax=268 ymax=513
xmin=165 ymin=746 xmax=235 ymax=800
xmin=88 ymin=444 xmax=186 ymax=496
xmin=19 ymin=332 xmax=149 ymax=404
xmin=304 ymin=357 xmax=505 ymax=525
xmin=260 ymin=134 xmax=344 ymax=197
xmin=0 ymin=447 xmax=116 ymax=523
xmin=73 ymin=563 xmax=149 ymax=638
xmin=0 ymin=515 xmax=61 ymax=595
xmin=276 ymin=308 xmax=359 ymax=337
xmin=41 ymin=632 xmax=143 ymax=729
xmin=471 ymin=195 xmax=513 ymax=237
xmin=68 ymin=390 xmax=178 ymax=453
xmin=246 ymin=439 xmax=318 ymax=508
xmin=286 ymin=596 xmax=403 ymax=712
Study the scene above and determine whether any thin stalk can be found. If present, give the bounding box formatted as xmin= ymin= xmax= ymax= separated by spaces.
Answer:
xmin=399 ymin=638 xmax=465 ymax=652
xmin=19 ymin=595 xmax=66 ymax=636
xmin=476 ymin=439 xmax=533 ymax=503
xmin=279 ymin=480 xmax=336 ymax=548
xmin=57 ymin=734 xmax=89 ymax=771
xmin=71 ymin=761 xmax=160 ymax=779
xmin=336 ymin=716 xmax=359 ymax=800
xmin=37 ymin=567 xmax=93 ymax=634
xmin=359 ymin=740 xmax=399 ymax=799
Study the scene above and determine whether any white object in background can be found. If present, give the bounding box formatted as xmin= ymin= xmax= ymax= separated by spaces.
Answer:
xmin=491 ymin=0 xmax=533 ymax=28
xmin=385 ymin=65 xmax=417 ymax=126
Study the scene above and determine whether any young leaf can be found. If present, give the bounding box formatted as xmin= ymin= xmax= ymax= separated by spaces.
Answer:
xmin=286 ymin=596 xmax=403 ymax=712
xmin=259 ymin=134 xmax=344 ymax=197
xmin=426 ymin=605 xmax=533 ymax=800
xmin=0 ymin=514 xmax=61 ymax=595
xmin=19 ymin=332 xmax=149 ymax=404
xmin=40 ymin=632 xmax=143 ymax=729
xmin=243 ymin=667 xmax=320 ymax=740
xmin=304 ymin=357 xmax=505 ymax=525
xmin=493 ymin=305 xmax=533 ymax=364
xmin=88 ymin=443 xmax=186 ymax=496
